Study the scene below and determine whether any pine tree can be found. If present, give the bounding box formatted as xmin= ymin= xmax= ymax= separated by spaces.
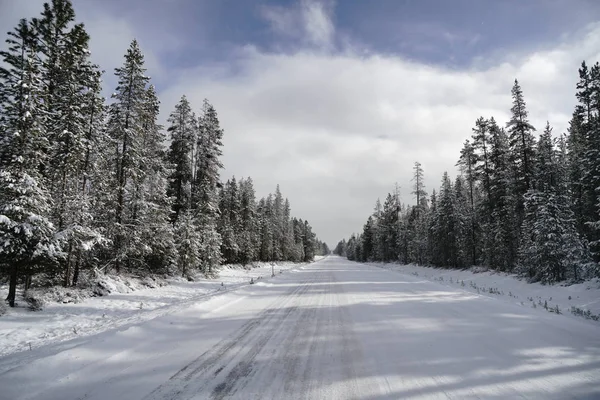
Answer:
xmin=258 ymin=196 xmax=274 ymax=261
xmin=507 ymin=79 xmax=536 ymax=195
xmin=334 ymin=239 xmax=347 ymax=256
xmin=453 ymin=175 xmax=470 ymax=268
xmin=272 ymin=185 xmax=284 ymax=260
xmin=167 ymin=95 xmax=197 ymax=223
xmin=412 ymin=161 xmax=427 ymax=209
xmin=471 ymin=117 xmax=492 ymax=202
xmin=292 ymin=218 xmax=306 ymax=262
xmin=174 ymin=210 xmax=201 ymax=278
xmin=413 ymin=203 xmax=430 ymax=265
xmin=426 ymin=190 xmax=439 ymax=265
xmin=346 ymin=234 xmax=357 ymax=260
xmin=0 ymin=173 xmax=58 ymax=306
xmin=457 ymin=139 xmax=479 ymax=265
xmin=380 ymin=193 xmax=399 ymax=261
xmin=436 ymin=172 xmax=458 ymax=267
xmin=361 ymin=216 xmax=375 ymax=262
xmin=567 ymin=110 xmax=587 ymax=235
xmin=130 ymin=85 xmax=176 ymax=273
xmin=370 ymin=199 xmax=385 ymax=261
xmin=282 ymin=198 xmax=295 ymax=261
xmin=302 ymin=220 xmax=317 ymax=262
xmin=519 ymin=123 xmax=588 ymax=282
xmin=487 ymin=120 xmax=518 ymax=271
xmin=71 ymin=67 xmax=107 ymax=286
xmin=582 ymin=63 xmax=600 ymax=262
xmin=218 ymin=178 xmax=240 ymax=264
xmin=238 ymin=177 xmax=259 ymax=264
xmin=193 ymin=99 xmax=223 ymax=274
xmin=33 ymin=2 xmax=105 ymax=286
xmin=0 ymin=19 xmax=59 ymax=306
xmin=106 ymin=39 xmax=150 ymax=273
xmin=397 ymin=207 xmax=409 ymax=264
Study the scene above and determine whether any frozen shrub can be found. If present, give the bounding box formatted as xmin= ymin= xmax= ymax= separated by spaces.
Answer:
xmin=24 ymin=291 xmax=46 ymax=311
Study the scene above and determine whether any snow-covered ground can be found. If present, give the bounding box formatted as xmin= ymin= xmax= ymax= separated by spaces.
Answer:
xmin=368 ymin=261 xmax=600 ymax=324
xmin=0 ymin=260 xmax=317 ymax=357
xmin=0 ymin=256 xmax=598 ymax=399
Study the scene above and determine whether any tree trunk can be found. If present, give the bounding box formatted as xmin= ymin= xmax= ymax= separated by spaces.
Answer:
xmin=24 ymin=271 xmax=32 ymax=291
xmin=6 ymin=263 xmax=18 ymax=307
xmin=63 ymin=240 xmax=73 ymax=287
xmin=72 ymin=256 xmax=81 ymax=287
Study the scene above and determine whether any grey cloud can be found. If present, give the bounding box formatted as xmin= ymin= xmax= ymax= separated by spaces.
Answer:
xmin=158 ymin=25 xmax=600 ymax=245
xmin=260 ymin=0 xmax=335 ymax=50
xmin=3 ymin=1 xmax=599 ymax=246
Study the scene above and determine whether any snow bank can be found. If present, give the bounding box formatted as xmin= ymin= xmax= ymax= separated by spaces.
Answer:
xmin=370 ymin=262 xmax=600 ymax=324
xmin=0 ymin=261 xmax=310 ymax=357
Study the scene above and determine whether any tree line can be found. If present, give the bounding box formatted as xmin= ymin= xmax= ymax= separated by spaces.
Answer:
xmin=336 ymin=73 xmax=600 ymax=284
xmin=0 ymin=0 xmax=326 ymax=307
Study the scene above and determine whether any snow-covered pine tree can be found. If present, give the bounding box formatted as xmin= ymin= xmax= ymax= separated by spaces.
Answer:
xmin=32 ymin=0 xmax=77 ymax=173
xmin=258 ymin=195 xmax=274 ymax=261
xmin=519 ymin=123 xmax=588 ymax=283
xmin=471 ymin=117 xmax=492 ymax=202
xmin=193 ymin=99 xmax=223 ymax=274
xmin=412 ymin=161 xmax=427 ymax=209
xmin=71 ymin=66 xmax=107 ymax=286
xmin=505 ymin=80 xmax=536 ymax=258
xmin=130 ymin=85 xmax=176 ymax=273
xmin=345 ymin=234 xmax=357 ymax=260
xmin=487 ymin=120 xmax=518 ymax=271
xmin=272 ymin=185 xmax=285 ymax=261
xmin=218 ymin=177 xmax=240 ymax=264
xmin=471 ymin=117 xmax=500 ymax=269
xmin=397 ymin=204 xmax=410 ymax=264
xmin=506 ymin=79 xmax=537 ymax=195
xmin=105 ymin=39 xmax=150 ymax=273
xmin=319 ymin=241 xmax=330 ymax=255
xmin=426 ymin=190 xmax=439 ymax=265
xmin=174 ymin=210 xmax=201 ymax=278
xmin=302 ymin=220 xmax=317 ymax=262
xmin=167 ymin=95 xmax=197 ymax=224
xmin=569 ymin=63 xmax=595 ymax=245
xmin=282 ymin=198 xmax=295 ymax=261
xmin=580 ymin=63 xmax=600 ymax=264
xmin=380 ymin=193 xmax=399 ymax=262
xmin=453 ymin=175 xmax=470 ymax=268
xmin=406 ymin=163 xmax=429 ymax=264
xmin=371 ymin=199 xmax=385 ymax=261
xmin=436 ymin=172 xmax=458 ymax=267
xmin=0 ymin=19 xmax=59 ymax=306
xmin=238 ymin=177 xmax=259 ymax=264
xmin=292 ymin=217 xmax=305 ymax=261
xmin=334 ymin=239 xmax=347 ymax=256
xmin=361 ymin=215 xmax=376 ymax=262
xmin=457 ymin=139 xmax=479 ymax=265
xmin=32 ymin=1 xmax=106 ymax=286
xmin=413 ymin=202 xmax=430 ymax=265
xmin=566 ymin=110 xmax=587 ymax=236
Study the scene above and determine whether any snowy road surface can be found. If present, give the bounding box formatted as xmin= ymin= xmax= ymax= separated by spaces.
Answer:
xmin=1 ymin=256 xmax=599 ymax=399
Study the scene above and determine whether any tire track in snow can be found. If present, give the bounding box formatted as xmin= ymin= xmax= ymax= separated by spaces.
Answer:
xmin=143 ymin=273 xmax=318 ymax=400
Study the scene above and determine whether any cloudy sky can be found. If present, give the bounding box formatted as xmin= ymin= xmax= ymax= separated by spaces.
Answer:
xmin=2 ymin=0 xmax=600 ymax=246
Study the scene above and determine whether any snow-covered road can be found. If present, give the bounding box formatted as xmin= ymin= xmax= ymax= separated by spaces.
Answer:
xmin=1 ymin=256 xmax=599 ymax=399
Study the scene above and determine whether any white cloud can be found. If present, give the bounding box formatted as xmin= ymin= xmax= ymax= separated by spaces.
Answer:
xmin=301 ymin=0 xmax=334 ymax=48
xmin=3 ymin=1 xmax=600 ymax=245
xmin=157 ymin=25 xmax=600 ymax=245
xmin=261 ymin=0 xmax=335 ymax=49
